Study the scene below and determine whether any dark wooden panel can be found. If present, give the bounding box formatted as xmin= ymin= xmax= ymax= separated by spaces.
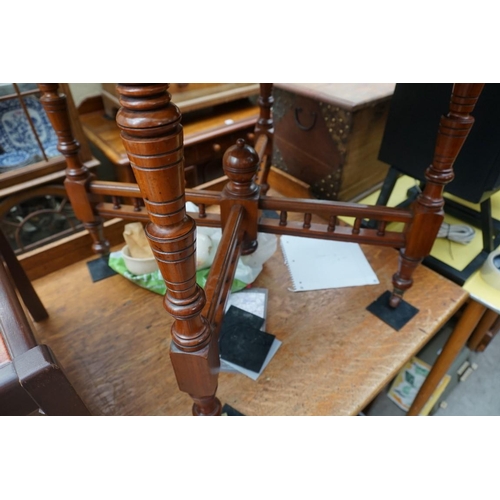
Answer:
xmin=272 ymin=85 xmax=391 ymax=201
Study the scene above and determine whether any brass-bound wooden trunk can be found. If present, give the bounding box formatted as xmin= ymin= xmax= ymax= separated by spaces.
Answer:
xmin=272 ymin=83 xmax=394 ymax=201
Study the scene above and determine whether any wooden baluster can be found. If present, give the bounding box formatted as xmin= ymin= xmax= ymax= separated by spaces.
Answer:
xmin=116 ymin=84 xmax=220 ymax=416
xmin=255 ymin=83 xmax=274 ymax=195
xmin=352 ymin=217 xmax=361 ymax=234
xmin=303 ymin=213 xmax=312 ymax=229
xmin=377 ymin=220 xmax=387 ymax=236
xmin=279 ymin=210 xmax=288 ymax=227
xmin=112 ymin=196 xmax=121 ymax=209
xmin=221 ymin=138 xmax=260 ymax=255
xmin=327 ymin=215 xmax=337 ymax=232
xmin=390 ymin=84 xmax=484 ymax=307
xmin=132 ymin=197 xmax=142 ymax=212
xmin=38 ymin=84 xmax=110 ymax=257
xmin=198 ymin=204 xmax=206 ymax=219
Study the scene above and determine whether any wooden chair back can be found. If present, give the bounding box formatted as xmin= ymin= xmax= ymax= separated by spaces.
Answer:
xmin=0 ymin=227 xmax=90 ymax=415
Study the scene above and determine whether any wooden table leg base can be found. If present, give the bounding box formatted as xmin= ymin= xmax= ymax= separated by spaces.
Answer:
xmin=468 ymin=311 xmax=500 ymax=352
xmin=192 ymin=396 xmax=222 ymax=416
xmin=407 ymin=300 xmax=486 ymax=416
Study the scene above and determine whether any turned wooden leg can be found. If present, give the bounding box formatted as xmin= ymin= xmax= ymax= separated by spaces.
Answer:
xmin=38 ymin=84 xmax=110 ymax=258
xmin=254 ymin=83 xmax=274 ymax=195
xmin=390 ymin=84 xmax=484 ymax=307
xmin=116 ymin=84 xmax=220 ymax=416
xmin=407 ymin=300 xmax=486 ymax=416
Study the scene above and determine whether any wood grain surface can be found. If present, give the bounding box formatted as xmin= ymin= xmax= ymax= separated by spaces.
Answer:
xmin=30 ymin=236 xmax=467 ymax=416
xmin=275 ymin=83 xmax=395 ymax=111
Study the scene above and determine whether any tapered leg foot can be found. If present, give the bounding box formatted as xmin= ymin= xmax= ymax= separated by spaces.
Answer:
xmin=192 ymin=396 xmax=222 ymax=416
xmin=389 ymin=289 xmax=403 ymax=308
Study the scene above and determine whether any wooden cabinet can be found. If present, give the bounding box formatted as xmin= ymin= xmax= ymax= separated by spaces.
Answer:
xmin=101 ymin=83 xmax=259 ymax=117
xmin=81 ymin=86 xmax=260 ymax=187
xmin=272 ymin=83 xmax=395 ymax=201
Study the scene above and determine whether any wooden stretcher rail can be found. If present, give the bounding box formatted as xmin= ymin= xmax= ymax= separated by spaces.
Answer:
xmin=258 ymin=218 xmax=407 ymax=247
xmin=90 ymin=180 xmax=142 ymax=198
xmin=188 ymin=213 xmax=222 ymax=228
xmin=96 ymin=203 xmax=149 ymax=221
xmin=202 ymin=204 xmax=245 ymax=332
xmin=91 ymin=181 xmax=225 ymax=208
xmin=95 ymin=202 xmax=223 ymax=227
xmin=185 ymin=189 xmax=224 ymax=206
xmin=259 ymin=196 xmax=413 ymax=223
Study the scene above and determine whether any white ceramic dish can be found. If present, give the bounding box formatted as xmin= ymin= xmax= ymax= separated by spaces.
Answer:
xmin=480 ymin=248 xmax=500 ymax=290
xmin=122 ymin=245 xmax=159 ymax=275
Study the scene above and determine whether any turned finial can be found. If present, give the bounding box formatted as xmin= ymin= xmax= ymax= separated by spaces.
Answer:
xmin=223 ymin=138 xmax=260 ymax=197
xmin=221 ymin=138 xmax=260 ymax=255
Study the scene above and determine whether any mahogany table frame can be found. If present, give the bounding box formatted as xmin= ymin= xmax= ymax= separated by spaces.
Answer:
xmin=38 ymin=83 xmax=483 ymax=416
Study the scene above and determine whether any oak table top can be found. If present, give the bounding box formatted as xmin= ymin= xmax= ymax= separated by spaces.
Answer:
xmin=31 ymin=234 xmax=467 ymax=416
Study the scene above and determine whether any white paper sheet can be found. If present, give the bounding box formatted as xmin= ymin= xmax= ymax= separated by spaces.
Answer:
xmin=280 ymin=235 xmax=379 ymax=292
xmin=224 ymin=289 xmax=268 ymax=330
